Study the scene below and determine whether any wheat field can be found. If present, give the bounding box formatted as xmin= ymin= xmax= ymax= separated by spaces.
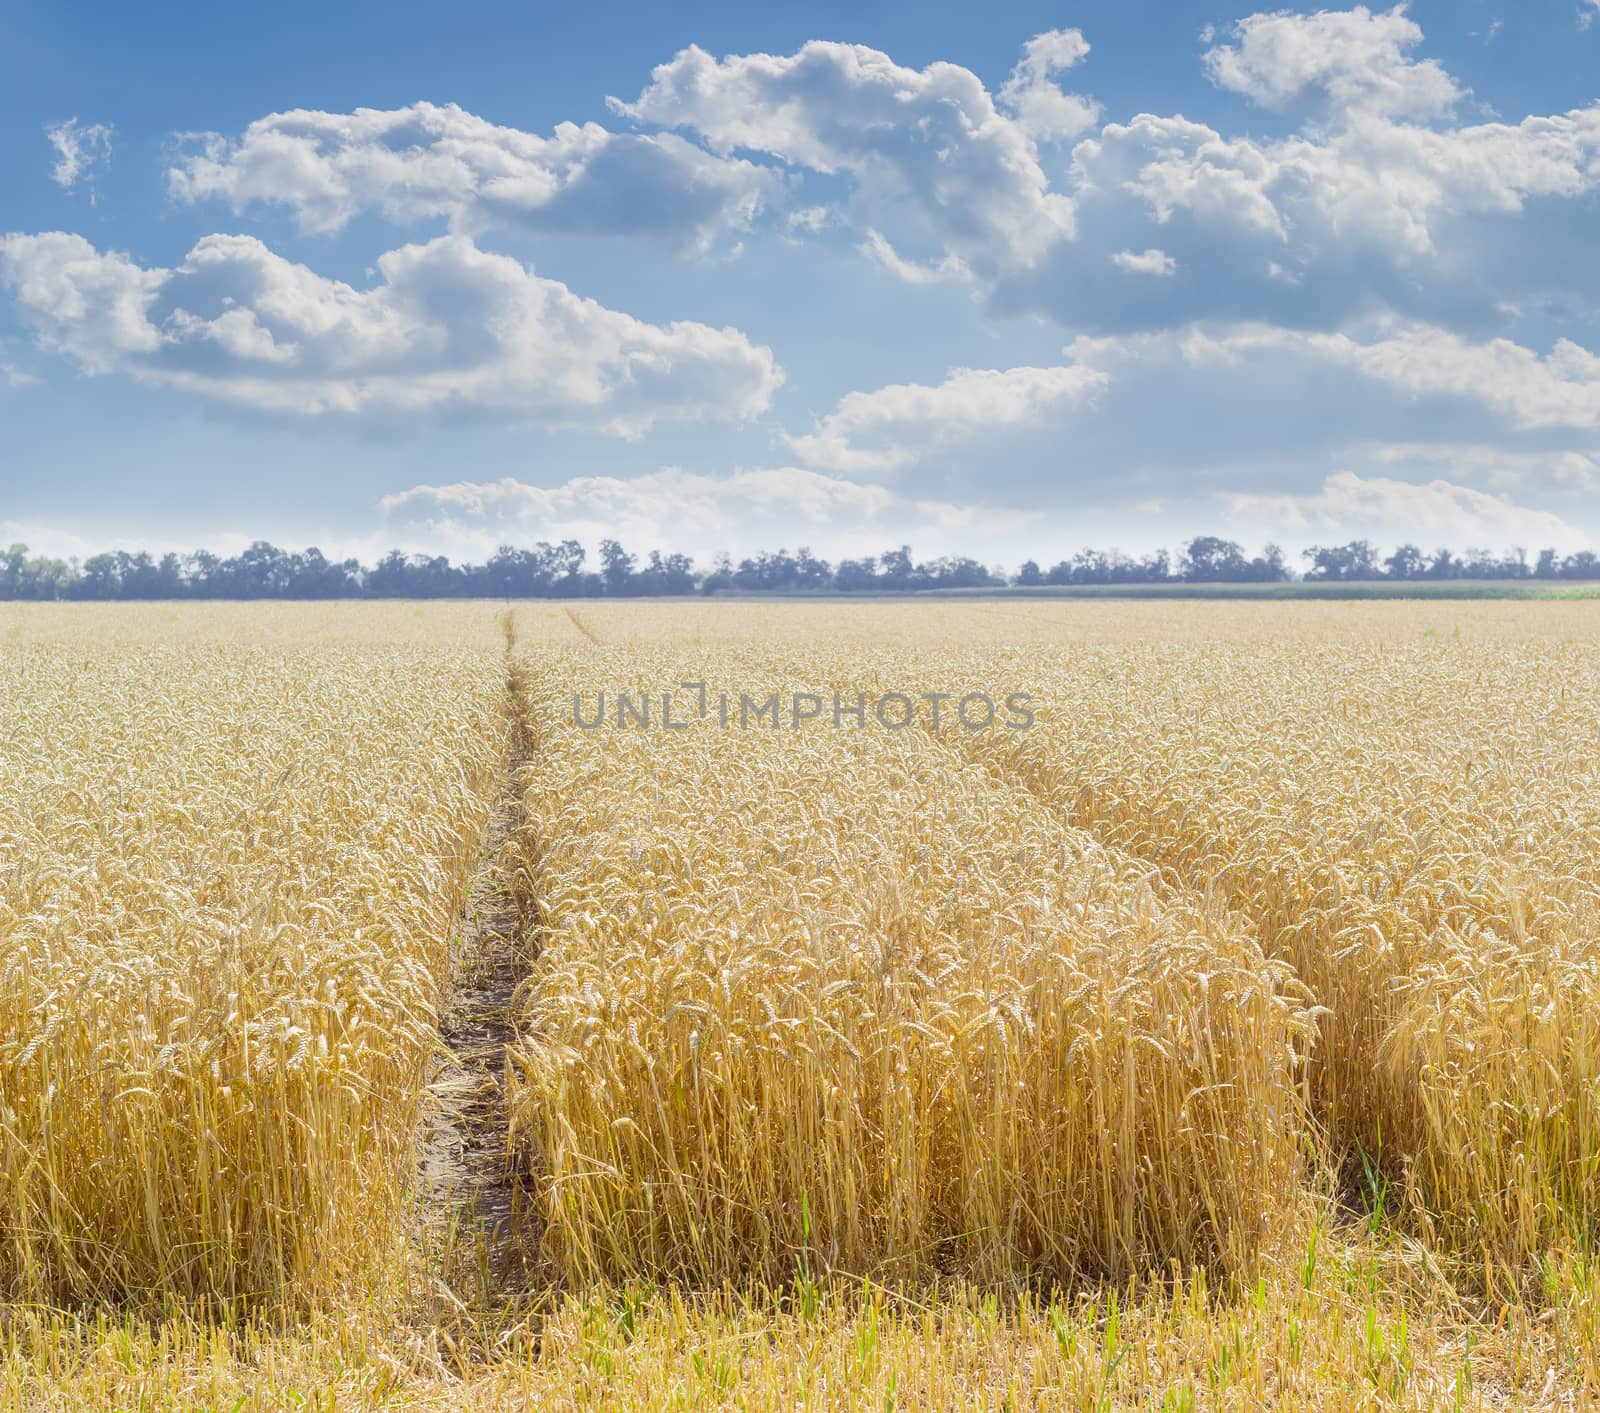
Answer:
xmin=2 ymin=599 xmax=1599 ymax=1408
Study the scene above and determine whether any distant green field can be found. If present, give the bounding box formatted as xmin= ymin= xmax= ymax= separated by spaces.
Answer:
xmin=712 ymin=580 xmax=1600 ymax=602
xmin=966 ymin=581 xmax=1600 ymax=601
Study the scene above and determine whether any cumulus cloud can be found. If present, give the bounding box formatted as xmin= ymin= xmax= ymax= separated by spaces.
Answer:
xmin=1060 ymin=102 xmax=1600 ymax=270
xmin=377 ymin=467 xmax=1024 ymax=562
xmin=991 ymin=6 xmax=1600 ymax=332
xmin=0 ymin=230 xmax=780 ymax=431
xmin=786 ymin=362 xmax=1109 ymax=473
xmin=1580 ymin=0 xmax=1598 ymax=30
xmin=764 ymin=320 xmax=1600 ymax=510
xmin=1182 ymin=323 xmax=1600 ymax=430
xmin=0 ymin=234 xmax=163 ymax=372
xmin=609 ymin=39 xmax=1074 ymax=281
xmin=1224 ymin=470 xmax=1586 ymax=551
xmin=1112 ymin=248 xmax=1177 ymax=276
xmin=156 ymin=17 xmax=1600 ymax=332
xmin=589 ymin=12 xmax=1592 ymax=328
xmin=774 ymin=319 xmax=1599 ymax=517
xmin=1367 ymin=442 xmax=1600 ymax=492
xmin=167 ymin=102 xmax=779 ymax=250
xmin=1202 ymin=4 xmax=1463 ymax=120
xmin=14 ymin=10 xmax=1600 ymax=559
xmin=45 ymin=119 xmax=113 ymax=196
xmin=998 ymin=28 xmax=1101 ymax=141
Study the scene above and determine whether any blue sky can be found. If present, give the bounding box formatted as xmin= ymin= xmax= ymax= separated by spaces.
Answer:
xmin=3 ymin=0 xmax=1599 ymax=567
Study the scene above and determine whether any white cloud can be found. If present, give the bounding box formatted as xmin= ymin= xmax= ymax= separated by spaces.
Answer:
xmin=160 ymin=22 xmax=1600 ymax=326
xmin=0 ymin=337 xmax=39 ymax=387
xmin=1067 ymin=103 xmax=1600 ymax=269
xmin=1070 ymin=114 xmax=1289 ymax=241
xmin=907 ymin=321 xmax=1600 ymax=523
xmin=1581 ymin=0 xmax=1598 ymax=30
xmin=1367 ymin=442 xmax=1600 ymax=491
xmin=986 ymin=7 xmax=1600 ymax=331
xmin=0 ymin=521 xmax=98 ymax=560
xmin=377 ymin=467 xmax=1025 ymax=562
xmin=0 ymin=520 xmax=262 ymax=562
xmin=785 ymin=205 xmax=835 ymax=234
xmin=857 ymin=230 xmax=970 ymax=285
xmin=1224 ymin=470 xmax=1587 ymax=551
xmin=610 ymin=40 xmax=1074 ymax=280
xmin=0 ymin=234 xmax=163 ymax=372
xmin=46 ymin=119 xmax=113 ymax=195
xmin=167 ymin=102 xmax=780 ymax=250
xmin=1182 ymin=323 xmax=1600 ymax=430
xmin=0 ymin=231 xmax=780 ymax=432
xmin=770 ymin=319 xmax=1600 ymax=509
xmin=787 ymin=361 xmax=1109 ymax=473
xmin=1289 ymin=110 xmax=1600 ymax=254
xmin=998 ymin=28 xmax=1101 ymax=141
xmin=1203 ymin=4 xmax=1463 ymax=120
xmin=1111 ymin=248 xmax=1177 ymax=277
xmin=13 ymin=15 xmax=1600 ymax=562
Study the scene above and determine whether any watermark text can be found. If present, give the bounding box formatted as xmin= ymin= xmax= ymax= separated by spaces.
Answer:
xmin=571 ymin=684 xmax=1037 ymax=731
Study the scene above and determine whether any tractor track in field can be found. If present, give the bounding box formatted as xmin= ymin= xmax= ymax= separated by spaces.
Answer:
xmin=563 ymin=605 xmax=602 ymax=644
xmin=418 ymin=631 xmax=541 ymax=1296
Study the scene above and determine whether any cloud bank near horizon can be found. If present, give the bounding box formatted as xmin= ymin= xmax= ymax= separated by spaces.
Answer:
xmin=5 ymin=3 xmax=1599 ymax=555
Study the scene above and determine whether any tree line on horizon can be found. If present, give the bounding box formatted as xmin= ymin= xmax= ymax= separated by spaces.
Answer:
xmin=3 ymin=535 xmax=1598 ymax=600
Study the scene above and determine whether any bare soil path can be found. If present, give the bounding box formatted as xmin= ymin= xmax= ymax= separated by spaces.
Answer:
xmin=418 ymin=637 xmax=540 ymax=1300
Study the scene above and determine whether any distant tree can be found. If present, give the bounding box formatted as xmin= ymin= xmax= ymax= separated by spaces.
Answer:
xmin=1145 ymin=549 xmax=1173 ymax=581
xmin=877 ymin=545 xmax=915 ymax=590
xmin=117 ymin=552 xmax=165 ymax=598
xmin=286 ymin=547 xmax=360 ymax=597
xmin=794 ymin=546 xmax=832 ymax=590
xmin=1070 ymin=549 xmax=1113 ymax=583
xmin=366 ymin=549 xmax=414 ymax=597
xmin=1303 ymin=541 xmax=1382 ymax=581
xmin=2 ymin=544 xmax=26 ymax=597
xmin=733 ymin=549 xmax=802 ymax=591
xmin=1385 ymin=543 xmax=1426 ymax=580
xmin=483 ymin=545 xmax=537 ymax=596
xmin=833 ymin=557 xmax=880 ymax=591
xmin=9 ymin=533 xmax=1598 ymax=601
xmin=1 ymin=544 xmax=78 ymax=599
xmin=633 ymin=550 xmax=695 ymax=595
xmin=155 ymin=552 xmax=186 ymax=596
xmin=1180 ymin=536 xmax=1251 ymax=582
xmin=920 ymin=555 xmax=998 ymax=589
xmin=547 ymin=539 xmax=588 ymax=595
xmin=233 ymin=541 xmax=295 ymax=596
xmin=1247 ymin=544 xmax=1290 ymax=582
xmin=33 ymin=557 xmax=76 ymax=597
xmin=184 ymin=549 xmax=222 ymax=597
xmin=1460 ymin=546 xmax=1529 ymax=580
xmin=79 ymin=553 xmax=124 ymax=599
xmin=599 ymin=539 xmax=637 ymax=595
xmin=1425 ymin=548 xmax=1462 ymax=580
